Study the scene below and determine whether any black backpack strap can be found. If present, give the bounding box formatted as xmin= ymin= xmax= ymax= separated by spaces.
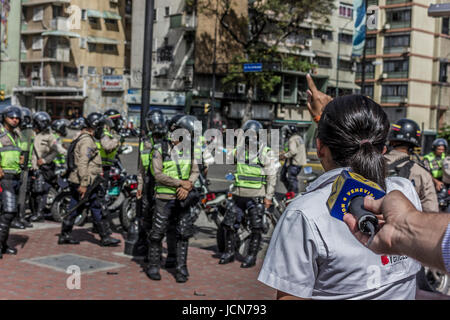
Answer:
xmin=388 ymin=157 xmax=413 ymax=179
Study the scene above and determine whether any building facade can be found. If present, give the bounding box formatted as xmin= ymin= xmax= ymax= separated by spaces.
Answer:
xmin=0 ymin=0 xmax=21 ymax=106
xmin=358 ymin=0 xmax=450 ymax=133
xmin=14 ymin=0 xmax=129 ymax=119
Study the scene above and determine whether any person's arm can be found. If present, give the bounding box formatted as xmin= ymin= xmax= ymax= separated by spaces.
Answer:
xmin=152 ymin=149 xmax=182 ymax=188
xmin=343 ymin=190 xmax=450 ymax=273
xmin=100 ymin=134 xmax=120 ymax=153
xmin=283 ymin=137 xmax=297 ymax=159
xmin=306 ymin=74 xmax=333 ymax=120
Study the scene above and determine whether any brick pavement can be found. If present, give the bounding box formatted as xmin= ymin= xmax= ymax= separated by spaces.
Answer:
xmin=0 ymin=222 xmax=276 ymax=300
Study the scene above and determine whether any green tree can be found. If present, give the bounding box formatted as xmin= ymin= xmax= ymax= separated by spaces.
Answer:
xmin=198 ymin=0 xmax=335 ymax=123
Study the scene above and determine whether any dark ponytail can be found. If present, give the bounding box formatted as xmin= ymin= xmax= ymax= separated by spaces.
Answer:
xmin=317 ymin=95 xmax=390 ymax=190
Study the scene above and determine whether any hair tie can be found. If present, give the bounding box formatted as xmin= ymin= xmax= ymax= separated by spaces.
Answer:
xmin=359 ymin=139 xmax=371 ymax=146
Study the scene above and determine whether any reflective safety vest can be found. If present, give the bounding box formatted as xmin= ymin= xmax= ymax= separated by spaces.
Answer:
xmin=0 ymin=131 xmax=22 ymax=175
xmin=140 ymin=134 xmax=154 ymax=172
xmin=53 ymin=133 xmax=66 ymax=166
xmin=424 ymin=152 xmax=445 ymax=179
xmin=194 ymin=135 xmax=205 ymax=161
xmin=154 ymin=142 xmax=191 ymax=195
xmin=234 ymin=147 xmax=270 ymax=189
xmin=96 ymin=129 xmax=119 ymax=167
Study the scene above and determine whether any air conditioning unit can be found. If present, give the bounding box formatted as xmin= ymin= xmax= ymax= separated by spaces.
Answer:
xmin=237 ymin=83 xmax=246 ymax=94
xmin=154 ymin=69 xmax=167 ymax=76
xmin=103 ymin=67 xmax=114 ymax=75
xmin=31 ymin=71 xmax=39 ymax=78
xmin=383 ymin=23 xmax=391 ymax=31
xmin=31 ymin=79 xmax=40 ymax=86
xmin=380 ymin=73 xmax=388 ymax=79
xmin=400 ymin=97 xmax=408 ymax=103
xmin=305 ymin=39 xmax=312 ymax=48
xmin=110 ymin=0 xmax=119 ymax=3
xmin=403 ymin=47 xmax=411 ymax=54
xmin=321 ymin=34 xmax=328 ymax=41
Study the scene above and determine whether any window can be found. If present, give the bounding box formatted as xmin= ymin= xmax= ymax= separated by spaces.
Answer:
xmin=157 ymin=46 xmax=173 ymax=62
xmin=338 ymin=33 xmax=353 ymax=44
xmin=88 ymin=67 xmax=97 ymax=75
xmin=339 ymin=2 xmax=353 ymax=19
xmin=384 ymin=59 xmax=409 ymax=73
xmin=80 ymin=37 xmax=87 ymax=49
xmin=386 ymin=9 xmax=411 ymax=24
xmin=384 ymin=35 xmax=410 ymax=48
xmin=283 ymin=77 xmax=294 ymax=98
xmin=164 ymin=37 xmax=169 ymax=46
xmin=443 ymin=18 xmax=449 ymax=35
xmin=89 ymin=17 xmax=99 ymax=24
xmin=382 ymin=84 xmax=408 ymax=97
xmin=366 ymin=37 xmax=376 ymax=49
xmin=315 ymin=29 xmax=333 ymax=41
xmin=362 ymin=85 xmax=374 ymax=98
xmin=338 ymin=59 xmax=353 ymax=71
xmin=79 ymin=66 xmax=84 ymax=76
xmin=81 ymin=9 xmax=87 ymax=20
xmin=356 ymin=62 xmax=375 ymax=74
xmin=154 ymin=8 xmax=158 ymax=22
xmin=165 ymin=6 xmax=170 ymax=17
xmin=88 ymin=43 xmax=97 ymax=52
xmin=439 ymin=62 xmax=448 ymax=83
xmin=33 ymin=6 xmax=43 ymax=21
xmin=316 ymin=57 xmax=332 ymax=68
xmin=32 ymin=37 xmax=43 ymax=50
xmin=105 ymin=19 xmax=116 ymax=24
xmin=103 ymin=44 xmax=117 ymax=53
xmin=53 ymin=5 xmax=62 ymax=18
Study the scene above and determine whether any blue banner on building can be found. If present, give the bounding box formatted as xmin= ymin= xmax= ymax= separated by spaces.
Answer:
xmin=352 ymin=0 xmax=366 ymax=57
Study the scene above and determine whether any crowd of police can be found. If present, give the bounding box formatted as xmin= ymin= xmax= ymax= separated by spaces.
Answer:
xmin=0 ymin=104 xmax=308 ymax=284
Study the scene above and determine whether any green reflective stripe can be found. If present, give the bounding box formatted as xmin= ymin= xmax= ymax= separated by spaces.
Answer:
xmin=234 ymin=147 xmax=270 ymax=189
xmin=0 ymin=133 xmax=22 ymax=174
xmin=424 ymin=152 xmax=445 ymax=178
xmin=96 ymin=141 xmax=118 ymax=166
xmin=154 ymin=145 xmax=191 ymax=194
xmin=236 ymin=175 xmax=266 ymax=182
xmin=0 ymin=146 xmax=22 ymax=152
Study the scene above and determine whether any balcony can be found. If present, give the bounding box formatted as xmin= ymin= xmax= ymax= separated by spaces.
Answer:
xmin=384 ymin=46 xmax=410 ymax=54
xmin=367 ymin=0 xmax=378 ymax=6
xmin=387 ymin=20 xmax=411 ymax=29
xmin=19 ymin=75 xmax=81 ymax=89
xmin=386 ymin=71 xmax=408 ymax=79
xmin=170 ymin=13 xmax=196 ymax=31
xmin=21 ymin=0 xmax=70 ymax=6
xmin=356 ymin=72 xmax=375 ymax=80
xmin=381 ymin=96 xmax=408 ymax=104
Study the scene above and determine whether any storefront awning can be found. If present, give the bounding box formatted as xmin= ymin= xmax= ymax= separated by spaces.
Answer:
xmin=87 ymin=36 xmax=119 ymax=45
xmin=87 ymin=9 xmax=103 ymax=19
xmin=103 ymin=11 xmax=122 ymax=20
xmin=42 ymin=30 xmax=80 ymax=38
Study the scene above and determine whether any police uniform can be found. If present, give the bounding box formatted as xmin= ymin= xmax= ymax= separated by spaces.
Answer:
xmin=52 ymin=132 xmax=68 ymax=168
xmin=59 ymin=131 xmax=120 ymax=246
xmin=96 ymin=127 xmax=120 ymax=169
xmin=442 ymin=156 xmax=450 ymax=185
xmin=423 ymin=151 xmax=445 ymax=180
xmin=0 ymin=126 xmax=24 ymax=256
xmin=146 ymin=139 xmax=199 ymax=282
xmin=219 ymin=144 xmax=278 ymax=268
xmin=280 ymin=133 xmax=307 ymax=194
xmin=385 ymin=149 xmax=438 ymax=212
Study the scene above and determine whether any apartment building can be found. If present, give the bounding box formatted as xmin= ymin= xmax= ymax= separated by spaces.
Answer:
xmin=14 ymin=0 xmax=128 ymax=118
xmin=0 ymin=0 xmax=21 ymax=106
xmin=357 ymin=0 xmax=450 ymax=132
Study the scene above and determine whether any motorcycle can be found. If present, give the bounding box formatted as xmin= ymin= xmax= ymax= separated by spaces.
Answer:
xmin=280 ymin=165 xmax=319 ymax=210
xmin=437 ymin=185 xmax=450 ymax=212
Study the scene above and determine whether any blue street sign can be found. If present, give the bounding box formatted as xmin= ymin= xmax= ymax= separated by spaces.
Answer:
xmin=243 ymin=63 xmax=263 ymax=73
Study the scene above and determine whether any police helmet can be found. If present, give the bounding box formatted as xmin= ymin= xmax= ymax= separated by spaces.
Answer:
xmin=104 ymin=109 xmax=123 ymax=131
xmin=51 ymin=119 xmax=68 ymax=137
xmin=432 ymin=138 xmax=448 ymax=150
xmin=242 ymin=120 xmax=263 ymax=132
xmin=174 ymin=115 xmax=197 ymax=134
xmin=32 ymin=111 xmax=52 ymax=132
xmin=20 ymin=107 xmax=33 ymax=129
xmin=146 ymin=109 xmax=167 ymax=135
xmin=86 ymin=112 xmax=105 ymax=129
xmin=168 ymin=114 xmax=186 ymax=132
xmin=388 ymin=118 xmax=421 ymax=148
xmin=69 ymin=117 xmax=87 ymax=130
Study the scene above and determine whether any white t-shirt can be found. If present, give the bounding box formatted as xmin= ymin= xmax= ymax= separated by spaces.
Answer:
xmin=258 ymin=167 xmax=422 ymax=300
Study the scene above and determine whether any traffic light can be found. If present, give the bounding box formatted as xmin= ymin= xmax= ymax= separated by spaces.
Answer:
xmin=0 ymin=90 xmax=5 ymax=101
xmin=204 ymin=103 xmax=211 ymax=114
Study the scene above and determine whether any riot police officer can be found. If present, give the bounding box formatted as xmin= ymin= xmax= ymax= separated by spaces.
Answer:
xmin=58 ymin=113 xmax=121 ymax=246
xmin=385 ymin=119 xmax=438 ymax=212
xmin=146 ymin=115 xmax=199 ymax=283
xmin=423 ymin=138 xmax=448 ymax=192
xmin=0 ymin=106 xmax=25 ymax=258
xmin=279 ymin=125 xmax=307 ymax=194
xmin=219 ymin=120 xmax=278 ymax=268
xmin=97 ymin=110 xmax=122 ymax=170
xmin=51 ymin=119 xmax=68 ymax=169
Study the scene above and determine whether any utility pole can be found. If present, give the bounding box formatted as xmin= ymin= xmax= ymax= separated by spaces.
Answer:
xmin=209 ymin=0 xmax=219 ymax=129
xmin=336 ymin=19 xmax=353 ymax=97
xmin=125 ymin=0 xmax=155 ymax=256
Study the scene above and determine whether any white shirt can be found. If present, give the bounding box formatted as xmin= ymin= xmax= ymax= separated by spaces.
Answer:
xmin=258 ymin=167 xmax=422 ymax=300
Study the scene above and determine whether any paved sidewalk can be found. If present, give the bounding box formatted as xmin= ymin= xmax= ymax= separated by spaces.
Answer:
xmin=1 ymin=222 xmax=276 ymax=300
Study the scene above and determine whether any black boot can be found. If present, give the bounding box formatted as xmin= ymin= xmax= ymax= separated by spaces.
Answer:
xmin=219 ymin=228 xmax=235 ymax=265
xmin=164 ymin=229 xmax=177 ymax=268
xmin=10 ymin=218 xmax=25 ymax=229
xmin=19 ymin=218 xmax=33 ymax=228
xmin=0 ymin=222 xmax=15 ymax=258
xmin=175 ymin=239 xmax=189 ymax=283
xmin=58 ymin=219 xmax=80 ymax=245
xmin=241 ymin=232 xmax=262 ymax=268
xmin=30 ymin=195 xmax=46 ymax=222
xmin=96 ymin=220 xmax=120 ymax=247
xmin=146 ymin=241 xmax=162 ymax=280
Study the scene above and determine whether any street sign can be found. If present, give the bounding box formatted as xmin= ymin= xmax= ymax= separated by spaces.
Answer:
xmin=243 ymin=63 xmax=263 ymax=73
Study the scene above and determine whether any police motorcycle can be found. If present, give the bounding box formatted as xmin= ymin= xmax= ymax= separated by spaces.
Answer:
xmin=280 ymin=165 xmax=320 ymax=209
xmin=211 ymin=173 xmax=280 ymax=257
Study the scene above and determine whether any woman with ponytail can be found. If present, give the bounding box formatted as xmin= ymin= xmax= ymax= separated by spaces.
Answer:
xmin=258 ymin=93 xmax=422 ymax=300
